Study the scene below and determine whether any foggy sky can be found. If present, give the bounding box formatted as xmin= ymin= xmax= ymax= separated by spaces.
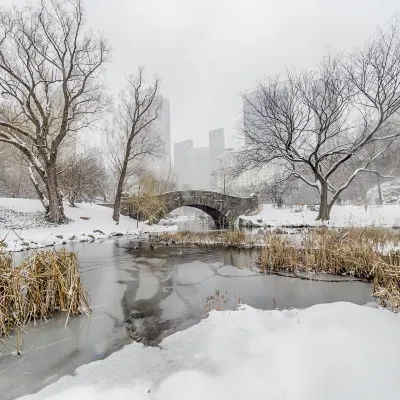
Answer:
xmin=2 ymin=0 xmax=400 ymax=149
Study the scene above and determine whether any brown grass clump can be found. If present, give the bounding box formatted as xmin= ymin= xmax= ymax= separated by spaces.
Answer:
xmin=158 ymin=230 xmax=264 ymax=248
xmin=258 ymin=229 xmax=400 ymax=309
xmin=159 ymin=228 xmax=400 ymax=309
xmin=0 ymin=250 xmax=90 ymax=337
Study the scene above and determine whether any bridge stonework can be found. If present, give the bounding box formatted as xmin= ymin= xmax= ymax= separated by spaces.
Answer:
xmin=155 ymin=190 xmax=258 ymax=228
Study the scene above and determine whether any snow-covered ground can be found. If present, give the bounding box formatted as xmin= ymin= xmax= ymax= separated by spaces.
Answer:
xmin=241 ymin=203 xmax=400 ymax=228
xmin=18 ymin=302 xmax=400 ymax=400
xmin=0 ymin=198 xmax=177 ymax=252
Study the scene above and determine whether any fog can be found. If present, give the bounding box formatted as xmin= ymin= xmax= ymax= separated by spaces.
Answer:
xmin=2 ymin=0 xmax=398 ymax=149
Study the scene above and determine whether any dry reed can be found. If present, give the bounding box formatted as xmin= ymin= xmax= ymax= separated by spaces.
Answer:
xmin=258 ymin=229 xmax=400 ymax=309
xmin=158 ymin=230 xmax=265 ymax=248
xmin=159 ymin=228 xmax=400 ymax=309
xmin=0 ymin=250 xmax=90 ymax=337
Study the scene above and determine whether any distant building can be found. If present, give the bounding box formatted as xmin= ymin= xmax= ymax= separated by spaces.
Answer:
xmin=218 ymin=148 xmax=279 ymax=193
xmin=192 ymin=147 xmax=209 ymax=190
xmin=243 ymin=90 xmax=258 ymax=147
xmin=174 ymin=140 xmax=194 ymax=189
xmin=148 ymin=96 xmax=171 ymax=175
xmin=209 ymin=128 xmax=225 ymax=187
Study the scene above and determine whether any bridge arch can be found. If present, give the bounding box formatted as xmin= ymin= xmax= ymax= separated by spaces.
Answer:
xmin=156 ymin=190 xmax=258 ymax=229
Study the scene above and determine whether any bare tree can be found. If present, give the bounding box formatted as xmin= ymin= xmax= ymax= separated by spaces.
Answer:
xmin=58 ymin=155 xmax=107 ymax=207
xmin=259 ymin=174 xmax=299 ymax=208
xmin=0 ymin=0 xmax=109 ymax=222
xmin=107 ymin=67 xmax=162 ymax=223
xmin=239 ymin=19 xmax=400 ymax=220
xmin=211 ymin=162 xmax=236 ymax=194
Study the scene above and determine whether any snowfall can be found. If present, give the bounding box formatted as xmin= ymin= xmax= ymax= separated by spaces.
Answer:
xmin=17 ymin=302 xmax=400 ymax=400
xmin=0 ymin=198 xmax=178 ymax=252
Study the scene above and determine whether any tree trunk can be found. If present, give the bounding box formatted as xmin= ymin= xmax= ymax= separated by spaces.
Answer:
xmin=113 ymin=158 xmax=129 ymax=222
xmin=377 ymin=175 xmax=383 ymax=206
xmin=47 ymin=163 xmax=65 ymax=223
xmin=316 ymin=182 xmax=331 ymax=221
xmin=27 ymin=166 xmax=49 ymax=214
xmin=113 ymin=175 xmax=125 ymax=222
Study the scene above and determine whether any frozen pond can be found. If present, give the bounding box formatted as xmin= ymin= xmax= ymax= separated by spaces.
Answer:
xmin=0 ymin=238 xmax=374 ymax=399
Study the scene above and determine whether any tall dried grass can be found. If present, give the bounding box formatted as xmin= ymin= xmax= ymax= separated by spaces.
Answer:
xmin=159 ymin=228 xmax=400 ymax=309
xmin=258 ymin=229 xmax=400 ymax=309
xmin=158 ymin=230 xmax=264 ymax=247
xmin=0 ymin=250 xmax=90 ymax=337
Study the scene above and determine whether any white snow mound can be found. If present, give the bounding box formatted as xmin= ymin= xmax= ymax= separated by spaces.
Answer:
xmin=0 ymin=199 xmax=177 ymax=252
xmin=18 ymin=302 xmax=400 ymax=400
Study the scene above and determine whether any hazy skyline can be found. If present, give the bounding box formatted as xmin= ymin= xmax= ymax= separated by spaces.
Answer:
xmin=3 ymin=0 xmax=400 ymax=150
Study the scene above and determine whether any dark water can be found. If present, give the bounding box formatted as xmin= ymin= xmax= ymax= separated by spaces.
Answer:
xmin=0 ymin=238 xmax=374 ymax=400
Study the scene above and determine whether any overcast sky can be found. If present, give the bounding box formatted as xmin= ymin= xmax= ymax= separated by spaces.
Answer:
xmin=3 ymin=0 xmax=400 ymax=150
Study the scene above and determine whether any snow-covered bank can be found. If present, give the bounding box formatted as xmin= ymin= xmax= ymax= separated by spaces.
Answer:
xmin=18 ymin=302 xmax=400 ymax=400
xmin=241 ymin=203 xmax=400 ymax=228
xmin=0 ymin=199 xmax=177 ymax=252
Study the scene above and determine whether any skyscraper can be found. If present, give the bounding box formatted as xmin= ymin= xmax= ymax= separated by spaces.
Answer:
xmin=192 ymin=147 xmax=210 ymax=190
xmin=174 ymin=140 xmax=194 ymax=189
xmin=209 ymin=128 xmax=225 ymax=188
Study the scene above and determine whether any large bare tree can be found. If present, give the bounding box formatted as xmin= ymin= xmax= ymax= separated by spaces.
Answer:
xmin=0 ymin=0 xmax=109 ymax=222
xmin=107 ymin=67 xmax=162 ymax=223
xmin=239 ymin=19 xmax=400 ymax=220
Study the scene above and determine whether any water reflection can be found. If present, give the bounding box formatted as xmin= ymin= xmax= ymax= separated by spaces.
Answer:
xmin=0 ymin=239 xmax=374 ymax=400
xmin=118 ymin=241 xmax=373 ymax=346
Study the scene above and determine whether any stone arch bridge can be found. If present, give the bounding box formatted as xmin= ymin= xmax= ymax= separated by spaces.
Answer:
xmin=121 ymin=190 xmax=258 ymax=229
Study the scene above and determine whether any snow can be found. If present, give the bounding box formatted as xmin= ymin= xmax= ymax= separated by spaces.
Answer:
xmin=135 ymin=265 xmax=160 ymax=301
xmin=159 ymin=292 xmax=188 ymax=320
xmin=0 ymin=199 xmax=177 ymax=252
xmin=241 ymin=203 xmax=400 ymax=228
xmin=175 ymin=261 xmax=215 ymax=285
xmin=18 ymin=302 xmax=400 ymax=400
xmin=217 ymin=265 xmax=258 ymax=277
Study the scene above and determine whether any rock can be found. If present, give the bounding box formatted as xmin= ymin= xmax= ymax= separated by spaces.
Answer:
xmin=88 ymin=234 xmax=95 ymax=240
xmin=69 ymin=235 xmax=76 ymax=240
xmin=55 ymin=235 xmax=63 ymax=239
xmin=111 ymin=232 xmax=124 ymax=237
xmin=80 ymin=216 xmax=91 ymax=220
xmin=93 ymin=229 xmax=105 ymax=235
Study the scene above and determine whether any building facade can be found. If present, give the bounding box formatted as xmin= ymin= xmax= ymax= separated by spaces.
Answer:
xmin=209 ymin=128 xmax=225 ymax=187
xmin=148 ymin=96 xmax=171 ymax=173
xmin=174 ymin=140 xmax=194 ymax=189
xmin=218 ymin=148 xmax=279 ymax=194
xmin=192 ymin=147 xmax=210 ymax=190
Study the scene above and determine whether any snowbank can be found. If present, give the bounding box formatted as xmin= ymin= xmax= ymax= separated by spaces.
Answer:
xmin=241 ymin=203 xmax=400 ymax=228
xmin=0 ymin=199 xmax=177 ymax=252
xmin=18 ymin=302 xmax=400 ymax=400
